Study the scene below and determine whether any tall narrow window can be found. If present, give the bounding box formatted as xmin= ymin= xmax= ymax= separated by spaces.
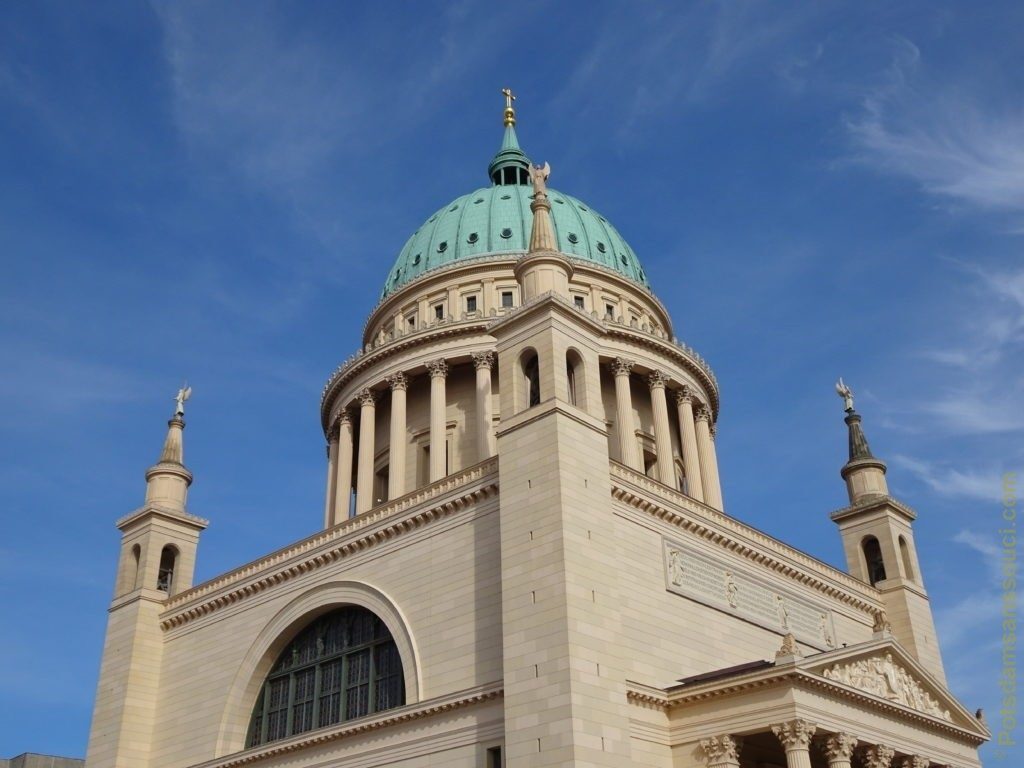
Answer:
xmin=434 ymin=304 xmax=444 ymax=320
xmin=862 ymin=536 xmax=886 ymax=586
xmin=156 ymin=545 xmax=178 ymax=593
xmin=130 ymin=544 xmax=141 ymax=590
xmin=501 ymin=291 xmax=514 ymax=308
xmin=466 ymin=295 xmax=477 ymax=313
xmin=247 ymin=607 xmax=406 ymax=747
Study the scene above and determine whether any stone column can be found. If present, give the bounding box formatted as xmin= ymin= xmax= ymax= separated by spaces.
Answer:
xmin=861 ymin=745 xmax=896 ymax=768
xmin=708 ymin=423 xmax=724 ymax=507
xmin=771 ymin=719 xmax=816 ymax=768
xmin=610 ymin=358 xmax=642 ymax=470
xmin=647 ymin=371 xmax=676 ymax=486
xmin=675 ymin=386 xmax=704 ymax=502
xmin=473 ymin=352 xmax=495 ymax=460
xmin=427 ymin=359 xmax=448 ymax=482
xmin=386 ymin=372 xmax=408 ymax=500
xmin=695 ymin=404 xmax=722 ymax=509
xmin=323 ymin=432 xmax=338 ymax=529
xmin=698 ymin=734 xmax=742 ymax=768
xmin=820 ymin=733 xmax=857 ymax=768
xmin=355 ymin=389 xmax=377 ymax=514
xmin=334 ymin=410 xmax=353 ymax=522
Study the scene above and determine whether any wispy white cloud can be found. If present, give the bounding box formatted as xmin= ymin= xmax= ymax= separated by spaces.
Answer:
xmin=891 ymin=454 xmax=1009 ymax=502
xmin=846 ymin=36 xmax=1024 ymax=218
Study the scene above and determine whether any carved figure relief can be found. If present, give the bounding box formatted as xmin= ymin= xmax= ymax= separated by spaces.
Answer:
xmin=821 ymin=653 xmax=952 ymax=721
xmin=668 ymin=549 xmax=685 ymax=587
xmin=724 ymin=572 xmax=739 ymax=608
xmin=776 ymin=595 xmax=790 ymax=630
xmin=819 ymin=612 xmax=835 ymax=648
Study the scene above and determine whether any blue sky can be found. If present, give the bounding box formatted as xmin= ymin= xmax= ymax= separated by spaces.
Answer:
xmin=1 ymin=1 xmax=1021 ymax=761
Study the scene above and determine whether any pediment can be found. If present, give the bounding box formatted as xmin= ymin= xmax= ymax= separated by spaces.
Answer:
xmin=801 ymin=639 xmax=984 ymax=734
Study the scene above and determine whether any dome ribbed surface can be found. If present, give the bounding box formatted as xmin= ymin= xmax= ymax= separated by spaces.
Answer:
xmin=382 ymin=184 xmax=648 ymax=298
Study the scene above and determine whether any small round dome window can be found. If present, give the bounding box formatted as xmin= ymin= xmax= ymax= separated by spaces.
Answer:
xmin=428 ymin=214 xmax=438 ymax=222
xmin=500 ymin=194 xmax=511 ymax=200
xmin=567 ymin=233 xmax=579 ymax=244
xmin=467 ymin=232 xmax=479 ymax=244
xmin=500 ymin=228 xmax=513 ymax=239
xmin=554 ymin=198 xmax=564 ymax=204
xmin=449 ymin=204 xmax=459 ymax=212
xmin=412 ymin=253 xmax=421 ymax=265
xmin=596 ymin=242 xmax=606 ymax=253
xmin=474 ymin=197 xmax=485 ymax=204
xmin=437 ymin=241 xmax=448 ymax=253
xmin=619 ymin=254 xmax=628 ymax=265
xmin=578 ymin=204 xmax=588 ymax=211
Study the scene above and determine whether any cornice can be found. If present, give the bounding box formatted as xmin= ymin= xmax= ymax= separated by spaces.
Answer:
xmin=625 ymin=668 xmax=986 ymax=746
xmin=830 ymin=495 xmax=918 ymax=524
xmin=116 ymin=504 xmax=209 ymax=531
xmin=192 ymin=681 xmax=504 ymax=768
xmin=160 ymin=459 xmax=499 ymax=630
xmin=609 ymin=462 xmax=881 ymax=613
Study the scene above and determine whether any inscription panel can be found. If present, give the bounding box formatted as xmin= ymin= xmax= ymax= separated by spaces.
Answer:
xmin=663 ymin=538 xmax=837 ymax=651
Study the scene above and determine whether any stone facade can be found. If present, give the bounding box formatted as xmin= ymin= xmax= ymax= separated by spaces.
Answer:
xmin=84 ymin=105 xmax=987 ymax=768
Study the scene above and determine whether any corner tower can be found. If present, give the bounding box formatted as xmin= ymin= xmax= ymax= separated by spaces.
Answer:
xmin=830 ymin=380 xmax=946 ymax=682
xmin=86 ymin=390 xmax=208 ymax=768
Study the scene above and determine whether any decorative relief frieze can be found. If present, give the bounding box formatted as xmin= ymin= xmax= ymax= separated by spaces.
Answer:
xmin=821 ymin=653 xmax=952 ymax=721
xmin=664 ymin=538 xmax=838 ymax=650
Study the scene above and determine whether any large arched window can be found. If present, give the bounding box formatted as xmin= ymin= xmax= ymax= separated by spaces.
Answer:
xmin=246 ymin=606 xmax=405 ymax=747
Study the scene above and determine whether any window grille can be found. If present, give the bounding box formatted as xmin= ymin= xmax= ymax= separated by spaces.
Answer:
xmin=247 ymin=607 xmax=405 ymax=747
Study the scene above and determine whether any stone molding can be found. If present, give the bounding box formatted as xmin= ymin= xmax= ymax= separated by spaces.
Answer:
xmin=822 ymin=653 xmax=952 ymax=721
xmin=116 ymin=503 xmax=209 ymax=532
xmin=772 ymin=718 xmax=816 ymax=747
xmin=160 ymin=458 xmax=499 ymax=629
xmin=196 ymin=681 xmax=503 ymax=768
xmin=699 ymin=734 xmax=742 ymax=763
xmin=821 ymin=733 xmax=858 ymax=760
xmin=610 ymin=461 xmax=882 ymax=611
xmin=472 ymin=351 xmax=495 ymax=370
xmin=861 ymin=744 xmax=896 ymax=768
xmin=386 ymin=372 xmax=408 ymax=391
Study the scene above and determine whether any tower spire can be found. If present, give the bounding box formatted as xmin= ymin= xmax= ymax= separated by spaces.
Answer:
xmin=144 ymin=387 xmax=194 ymax=511
xmin=834 ymin=378 xmax=888 ymax=503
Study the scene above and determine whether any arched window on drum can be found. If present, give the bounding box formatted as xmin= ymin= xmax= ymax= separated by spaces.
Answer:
xmin=246 ymin=606 xmax=405 ymax=747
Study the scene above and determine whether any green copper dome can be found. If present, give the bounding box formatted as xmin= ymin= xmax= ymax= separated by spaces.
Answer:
xmin=381 ymin=121 xmax=649 ymax=299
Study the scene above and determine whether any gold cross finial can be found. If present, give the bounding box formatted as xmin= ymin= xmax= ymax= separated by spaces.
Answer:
xmin=501 ymin=87 xmax=516 ymax=126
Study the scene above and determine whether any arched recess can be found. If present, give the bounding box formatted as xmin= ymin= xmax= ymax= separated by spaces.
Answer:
xmin=215 ymin=580 xmax=421 ymax=756
xmin=861 ymin=535 xmax=887 ymax=586
xmin=899 ymin=535 xmax=916 ymax=581
xmin=156 ymin=544 xmax=179 ymax=593
xmin=565 ymin=348 xmax=586 ymax=409
xmin=519 ymin=348 xmax=540 ymax=412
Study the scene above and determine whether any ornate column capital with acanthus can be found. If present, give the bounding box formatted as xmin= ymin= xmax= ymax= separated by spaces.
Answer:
xmin=860 ymin=745 xmax=896 ymax=768
xmin=386 ymin=372 xmax=408 ymax=391
xmin=472 ymin=351 xmax=495 ymax=370
xmin=698 ymin=734 xmax=742 ymax=768
xmin=427 ymin=359 xmax=448 ymax=379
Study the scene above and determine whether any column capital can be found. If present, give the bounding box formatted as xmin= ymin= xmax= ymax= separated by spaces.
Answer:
xmin=357 ymin=388 xmax=377 ymax=407
xmin=337 ymin=408 xmax=353 ymax=426
xmin=821 ymin=733 xmax=858 ymax=760
xmin=860 ymin=745 xmax=896 ymax=768
xmin=694 ymin=402 xmax=711 ymax=423
xmin=609 ymin=357 xmax=634 ymax=376
xmin=771 ymin=719 xmax=816 ymax=748
xmin=675 ymin=384 xmax=695 ymax=405
xmin=427 ymin=359 xmax=448 ymax=378
xmin=472 ymin=351 xmax=495 ymax=370
xmin=698 ymin=734 xmax=742 ymax=763
xmin=647 ymin=370 xmax=669 ymax=389
xmin=900 ymin=757 xmax=929 ymax=768
xmin=709 ymin=423 xmax=717 ymax=439
xmin=386 ymin=372 xmax=408 ymax=391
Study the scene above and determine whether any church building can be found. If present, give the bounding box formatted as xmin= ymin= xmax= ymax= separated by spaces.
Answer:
xmin=85 ymin=94 xmax=989 ymax=768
